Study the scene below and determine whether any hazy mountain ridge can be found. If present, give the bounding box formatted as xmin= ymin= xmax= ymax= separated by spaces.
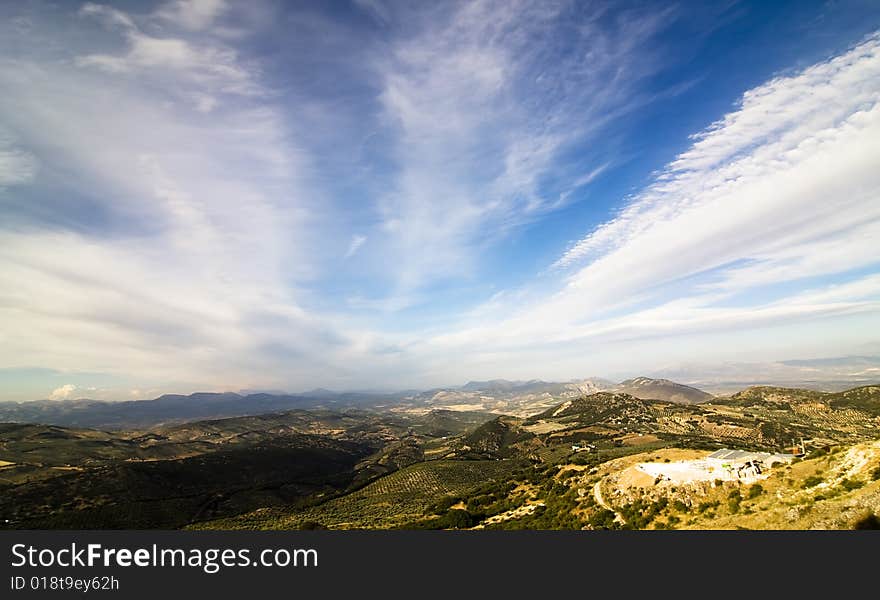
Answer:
xmin=612 ymin=377 xmax=713 ymax=404
xmin=2 ymin=378 xmax=876 ymax=435
xmin=0 ymin=391 xmax=401 ymax=430
xmin=0 ymin=378 xmax=614 ymax=429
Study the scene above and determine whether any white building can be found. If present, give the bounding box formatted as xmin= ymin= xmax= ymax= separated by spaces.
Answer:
xmin=637 ymin=448 xmax=795 ymax=485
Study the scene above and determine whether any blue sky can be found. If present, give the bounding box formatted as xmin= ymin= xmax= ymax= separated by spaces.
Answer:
xmin=1 ymin=0 xmax=880 ymax=401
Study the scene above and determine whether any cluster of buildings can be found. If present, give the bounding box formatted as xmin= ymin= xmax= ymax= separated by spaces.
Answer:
xmin=637 ymin=448 xmax=797 ymax=484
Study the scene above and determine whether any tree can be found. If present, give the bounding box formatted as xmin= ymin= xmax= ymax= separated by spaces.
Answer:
xmin=438 ymin=509 xmax=476 ymax=529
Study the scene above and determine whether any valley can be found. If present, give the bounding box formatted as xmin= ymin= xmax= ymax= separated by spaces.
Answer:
xmin=1 ymin=379 xmax=879 ymax=530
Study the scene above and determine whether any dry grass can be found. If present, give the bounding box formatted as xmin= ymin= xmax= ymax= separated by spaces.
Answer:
xmin=678 ymin=441 xmax=880 ymax=530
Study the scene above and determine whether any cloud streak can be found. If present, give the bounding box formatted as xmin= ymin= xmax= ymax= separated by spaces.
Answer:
xmin=368 ymin=0 xmax=674 ymax=299
xmin=345 ymin=235 xmax=367 ymax=259
xmin=424 ymin=32 xmax=880 ymax=373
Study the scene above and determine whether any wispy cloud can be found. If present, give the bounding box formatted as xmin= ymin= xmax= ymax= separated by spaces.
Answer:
xmin=556 ymin=32 xmax=880 ymax=270
xmin=77 ymin=2 xmax=261 ymax=103
xmin=0 ymin=1 xmax=348 ymax=391
xmin=423 ymin=32 xmax=880 ymax=374
xmin=369 ymin=0 xmax=674 ymax=300
xmin=344 ymin=234 xmax=367 ymax=259
xmin=0 ymin=131 xmax=37 ymax=188
xmin=1 ymin=2 xmax=878 ymax=397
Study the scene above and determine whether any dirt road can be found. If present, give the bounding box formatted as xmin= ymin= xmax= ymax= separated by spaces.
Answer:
xmin=593 ymin=481 xmax=626 ymax=525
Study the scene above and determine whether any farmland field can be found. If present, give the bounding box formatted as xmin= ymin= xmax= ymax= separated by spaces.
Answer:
xmin=193 ymin=459 xmax=525 ymax=530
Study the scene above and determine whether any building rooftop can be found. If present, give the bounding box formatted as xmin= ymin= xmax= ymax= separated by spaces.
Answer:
xmin=707 ymin=449 xmax=796 ymax=462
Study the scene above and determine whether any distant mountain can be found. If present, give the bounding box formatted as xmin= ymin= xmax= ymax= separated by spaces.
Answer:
xmin=461 ymin=379 xmax=523 ymax=392
xmin=0 ymin=390 xmax=403 ymax=430
xmin=532 ymin=392 xmax=656 ymax=422
xmin=828 ymin=385 xmax=880 ymax=417
xmin=411 ymin=378 xmax=614 ymax=417
xmin=649 ymin=355 xmax=880 ymax=394
xmin=725 ymin=386 xmax=824 ymax=406
xmin=460 ymin=378 xmax=612 ymax=394
xmin=780 ymin=356 xmax=880 ymax=367
xmin=460 ymin=379 xmax=566 ymax=394
xmin=726 ymin=384 xmax=880 ymax=417
xmin=0 ymin=377 xmax=617 ymax=429
xmin=612 ymin=377 xmax=713 ymax=405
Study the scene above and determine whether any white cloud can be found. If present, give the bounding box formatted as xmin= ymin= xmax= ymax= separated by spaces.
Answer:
xmin=543 ymin=34 xmax=880 ymax=313
xmin=79 ymin=3 xmax=136 ymax=30
xmin=345 ymin=235 xmax=367 ymax=259
xmin=0 ymin=5 xmax=355 ymax=391
xmin=370 ymin=0 xmax=671 ymax=300
xmin=193 ymin=94 xmax=218 ymax=113
xmin=156 ymin=0 xmax=229 ymax=31
xmin=0 ymin=131 xmax=37 ymax=187
xmin=2 ymin=4 xmax=878 ymax=395
xmin=418 ymin=33 xmax=880 ymax=375
xmin=556 ymin=32 xmax=880 ymax=269
xmin=49 ymin=384 xmax=76 ymax=400
xmin=77 ymin=3 xmax=260 ymax=102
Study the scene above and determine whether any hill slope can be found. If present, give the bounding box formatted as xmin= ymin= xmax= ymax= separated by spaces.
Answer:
xmin=613 ymin=377 xmax=712 ymax=404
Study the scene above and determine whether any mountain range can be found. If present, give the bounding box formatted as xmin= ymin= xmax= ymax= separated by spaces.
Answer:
xmin=0 ymin=377 xmax=696 ymax=429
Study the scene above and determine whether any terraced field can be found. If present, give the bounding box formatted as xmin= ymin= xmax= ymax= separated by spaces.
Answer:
xmin=193 ymin=459 xmax=524 ymax=530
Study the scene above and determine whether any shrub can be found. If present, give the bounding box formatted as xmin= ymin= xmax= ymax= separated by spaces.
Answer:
xmin=588 ymin=509 xmax=617 ymax=530
xmin=727 ymin=498 xmax=740 ymax=514
xmin=802 ymin=475 xmax=823 ymax=489
xmin=551 ymin=482 xmax=569 ymax=496
xmin=871 ymin=466 xmax=880 ymax=481
xmin=431 ymin=495 xmax=462 ymax=513
xmin=697 ymin=500 xmax=719 ymax=513
xmin=747 ymin=484 xmax=764 ymax=499
xmin=839 ymin=478 xmax=864 ymax=492
xmin=808 ymin=447 xmax=828 ymax=459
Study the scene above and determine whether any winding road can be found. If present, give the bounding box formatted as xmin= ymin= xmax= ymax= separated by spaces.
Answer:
xmin=593 ymin=481 xmax=626 ymax=525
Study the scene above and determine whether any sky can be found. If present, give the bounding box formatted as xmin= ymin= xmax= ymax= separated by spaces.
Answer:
xmin=1 ymin=0 xmax=880 ymax=402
